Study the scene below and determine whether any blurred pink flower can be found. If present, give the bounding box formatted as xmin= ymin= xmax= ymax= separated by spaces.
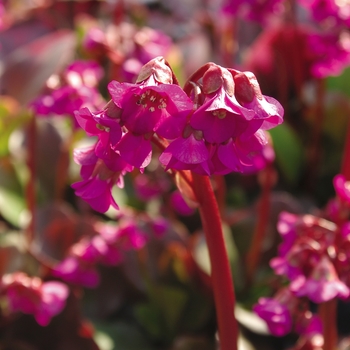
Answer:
xmin=253 ymin=293 xmax=293 ymax=337
xmin=2 ymin=273 xmax=69 ymax=326
xmin=170 ymin=190 xmax=195 ymax=216
xmin=52 ymin=257 xmax=100 ymax=288
xmin=290 ymin=256 xmax=349 ymax=303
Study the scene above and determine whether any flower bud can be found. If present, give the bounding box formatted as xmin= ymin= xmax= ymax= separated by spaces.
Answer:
xmin=136 ymin=56 xmax=173 ymax=84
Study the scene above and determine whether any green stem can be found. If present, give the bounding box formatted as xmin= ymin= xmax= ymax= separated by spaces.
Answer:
xmin=26 ymin=115 xmax=37 ymax=244
xmin=192 ymin=173 xmax=238 ymax=350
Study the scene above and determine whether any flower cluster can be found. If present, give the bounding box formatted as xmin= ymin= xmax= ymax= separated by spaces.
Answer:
xmin=72 ymin=56 xmax=283 ymax=212
xmin=1 ymin=273 xmax=69 ymax=326
xmin=31 ymin=60 xmax=105 ymax=122
xmin=254 ymin=173 xmax=350 ymax=339
xmin=221 ymin=0 xmax=285 ymax=24
xmin=53 ymin=213 xmax=167 ymax=287
xmin=270 ymin=211 xmax=350 ymax=303
xmin=83 ymin=22 xmax=173 ymax=82
xmin=253 ymin=287 xmax=324 ymax=345
xmin=299 ymin=0 xmax=350 ymax=28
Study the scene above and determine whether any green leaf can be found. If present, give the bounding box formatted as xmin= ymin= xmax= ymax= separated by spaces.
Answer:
xmin=93 ymin=321 xmax=155 ymax=350
xmin=152 ymin=285 xmax=188 ymax=332
xmin=0 ymin=98 xmax=29 ymax=157
xmin=0 ymin=161 xmax=27 ymax=227
xmin=326 ymin=67 xmax=350 ymax=97
xmin=134 ymin=303 xmax=164 ymax=340
xmin=268 ymin=124 xmax=304 ymax=185
xmin=134 ymin=284 xmax=189 ymax=342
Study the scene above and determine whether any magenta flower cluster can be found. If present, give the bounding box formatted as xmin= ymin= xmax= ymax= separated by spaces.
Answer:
xmin=72 ymin=56 xmax=283 ymax=213
xmin=53 ymin=213 xmax=168 ymax=287
xmin=31 ymin=60 xmax=105 ymax=123
xmin=254 ymin=287 xmax=324 ymax=348
xmin=254 ymin=173 xmax=350 ymax=338
xmin=1 ymin=273 xmax=69 ymax=326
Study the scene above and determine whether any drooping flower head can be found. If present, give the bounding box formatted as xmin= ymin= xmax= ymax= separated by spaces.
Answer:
xmin=160 ymin=62 xmax=283 ymax=175
xmin=72 ymin=57 xmax=283 ymax=212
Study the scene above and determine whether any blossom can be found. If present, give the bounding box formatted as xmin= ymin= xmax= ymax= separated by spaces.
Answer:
xmin=170 ymin=190 xmax=195 ymax=216
xmin=31 ymin=60 xmax=105 ymax=120
xmin=299 ymin=0 xmax=350 ymax=27
xmin=98 ymin=220 xmax=148 ymax=251
xmin=134 ymin=173 xmax=171 ymax=201
xmin=221 ymin=0 xmax=285 ymax=23
xmin=1 ymin=273 xmax=69 ymax=326
xmin=308 ymin=31 xmax=350 ymax=78
xmin=108 ymin=76 xmax=192 ymax=139
xmin=72 ymin=57 xmax=283 ymax=210
xmin=160 ymin=63 xmax=282 ymax=176
xmin=333 ymin=173 xmax=350 ymax=204
xmin=105 ymin=57 xmax=193 ymax=169
xmin=52 ymin=256 xmax=100 ymax=288
xmin=121 ymin=26 xmax=173 ymax=81
xmin=290 ymin=256 xmax=349 ymax=303
xmin=72 ymin=144 xmax=132 ymax=213
xmin=253 ymin=288 xmax=295 ymax=336
xmin=74 ymin=104 xmax=122 ymax=160
xmin=271 ymin=210 xmax=350 ymax=304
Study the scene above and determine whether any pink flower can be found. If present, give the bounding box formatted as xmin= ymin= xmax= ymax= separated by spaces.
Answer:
xmin=160 ymin=127 xmax=271 ymax=175
xmin=74 ymin=105 xmax=122 ymax=160
xmin=52 ymin=256 xmax=100 ymax=288
xmin=134 ymin=173 xmax=170 ymax=201
xmin=299 ymin=0 xmax=350 ymax=27
xmin=1 ymin=273 xmax=69 ymax=326
xmin=159 ymin=128 xmax=211 ymax=175
xmin=170 ymin=190 xmax=195 ymax=216
xmin=253 ymin=295 xmax=293 ymax=336
xmin=231 ymin=70 xmax=284 ymax=131
xmin=308 ymin=31 xmax=350 ymax=78
xmin=108 ymin=79 xmax=192 ymax=139
xmin=72 ymin=144 xmax=132 ymax=213
xmin=290 ymin=256 xmax=349 ymax=303
xmin=333 ymin=174 xmax=350 ymax=204
xmin=121 ymin=27 xmax=173 ymax=81
xmin=64 ymin=60 xmax=103 ymax=88
xmin=31 ymin=60 xmax=105 ymax=120
xmin=160 ymin=63 xmax=283 ymax=176
xmin=98 ymin=220 xmax=148 ymax=251
xmin=189 ymin=77 xmax=257 ymax=144
xmin=72 ymin=172 xmax=120 ymax=213
xmin=222 ymin=0 xmax=285 ymax=24
xmin=217 ymin=130 xmax=270 ymax=173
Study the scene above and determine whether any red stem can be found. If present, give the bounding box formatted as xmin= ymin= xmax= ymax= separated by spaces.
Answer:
xmin=245 ymin=164 xmax=274 ymax=285
xmin=319 ymin=299 xmax=337 ymax=350
xmin=192 ymin=173 xmax=238 ymax=350
xmin=341 ymin=119 xmax=350 ymax=181
xmin=306 ymin=78 xmax=325 ymax=192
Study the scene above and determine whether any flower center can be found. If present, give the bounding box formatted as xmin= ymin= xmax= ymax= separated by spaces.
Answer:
xmin=135 ymin=89 xmax=167 ymax=112
xmin=212 ymin=109 xmax=227 ymax=119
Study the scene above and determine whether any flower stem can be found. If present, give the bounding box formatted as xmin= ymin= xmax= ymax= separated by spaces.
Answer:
xmin=245 ymin=164 xmax=274 ymax=286
xmin=192 ymin=173 xmax=238 ymax=350
xmin=319 ymin=299 xmax=337 ymax=350
xmin=341 ymin=119 xmax=350 ymax=181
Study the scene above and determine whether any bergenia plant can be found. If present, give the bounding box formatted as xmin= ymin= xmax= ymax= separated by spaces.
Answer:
xmin=72 ymin=56 xmax=284 ymax=350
